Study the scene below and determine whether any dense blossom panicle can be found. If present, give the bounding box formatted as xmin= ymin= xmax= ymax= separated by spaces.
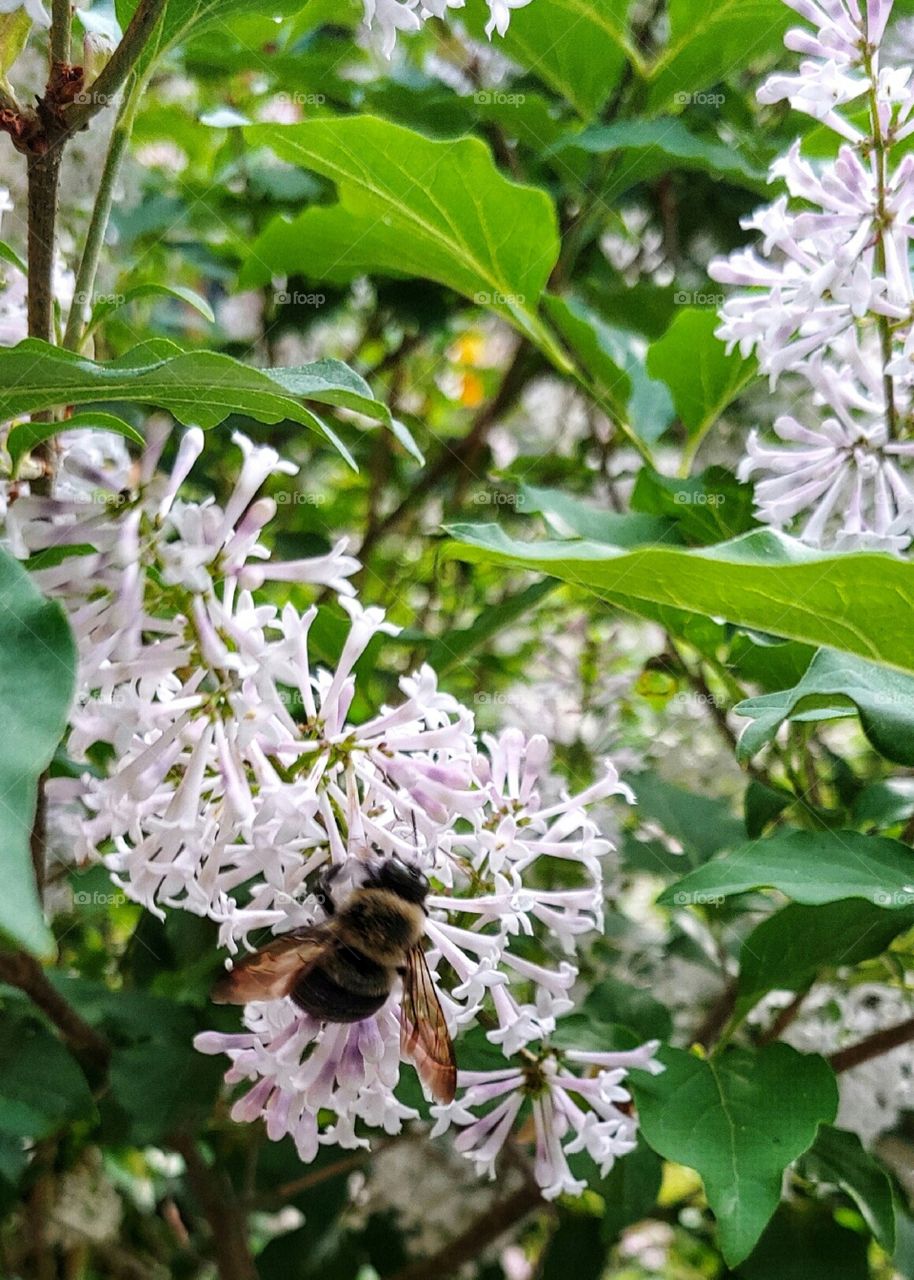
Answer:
xmin=711 ymin=0 xmax=914 ymax=550
xmin=1 ymin=423 xmax=657 ymax=1197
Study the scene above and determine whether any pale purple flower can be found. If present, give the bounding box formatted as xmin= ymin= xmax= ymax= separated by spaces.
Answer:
xmin=711 ymin=0 xmax=914 ymax=549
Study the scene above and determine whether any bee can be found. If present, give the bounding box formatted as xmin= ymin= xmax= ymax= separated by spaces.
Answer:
xmin=211 ymin=856 xmax=457 ymax=1104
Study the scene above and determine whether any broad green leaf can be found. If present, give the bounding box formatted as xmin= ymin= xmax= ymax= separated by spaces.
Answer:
xmin=734 ymin=649 xmax=914 ymax=765
xmin=0 ymin=1013 xmax=94 ymax=1138
xmin=632 ymin=772 xmax=745 ymax=864
xmin=7 ymin=412 xmax=145 ymax=476
xmin=0 ymin=9 xmax=30 ymax=87
xmin=0 ymin=549 xmax=75 ymax=955
xmin=802 ymin=1125 xmax=896 ymax=1250
xmin=462 ymin=0 xmax=640 ymax=119
xmin=646 ymin=309 xmax=755 ymax=462
xmin=740 ymin=1202 xmax=870 ymax=1280
xmin=443 ymin=525 xmax=914 ymax=676
xmin=631 ymin=1043 xmax=838 ymax=1265
xmin=0 ymin=340 xmax=399 ymax=467
xmin=744 ymin=779 xmax=792 ymax=838
xmin=107 ymin=1037 xmax=225 ymax=1144
xmin=553 ymin=118 xmax=769 ymax=195
xmin=241 ymin=117 xmax=565 ymax=361
xmin=659 ymin=829 xmax=914 ymax=910
xmin=518 ymin=483 xmax=677 ymax=546
xmin=631 ymin=466 xmax=758 ymax=544
xmin=737 ymin=900 xmax=914 ymax=1014
xmin=646 ymin=0 xmax=792 ymax=112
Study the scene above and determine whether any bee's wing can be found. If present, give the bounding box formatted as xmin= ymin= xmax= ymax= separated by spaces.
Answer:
xmin=211 ymin=926 xmax=333 ymax=1005
xmin=400 ymin=944 xmax=457 ymax=1105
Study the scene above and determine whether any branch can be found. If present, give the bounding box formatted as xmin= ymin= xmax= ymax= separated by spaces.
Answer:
xmin=357 ymin=340 xmax=536 ymax=560
xmin=387 ymin=1181 xmax=544 ymax=1280
xmin=829 ymin=1016 xmax=914 ymax=1074
xmin=0 ymin=951 xmax=110 ymax=1076
xmin=170 ymin=1134 xmax=258 ymax=1280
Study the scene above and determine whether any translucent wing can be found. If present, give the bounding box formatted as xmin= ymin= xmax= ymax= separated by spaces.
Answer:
xmin=211 ymin=926 xmax=333 ymax=1004
xmin=400 ymin=944 xmax=457 ymax=1104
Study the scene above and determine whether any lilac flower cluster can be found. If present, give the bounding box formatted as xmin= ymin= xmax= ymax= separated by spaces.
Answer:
xmin=4 ymin=425 xmax=660 ymax=1198
xmin=363 ymin=0 xmax=532 ymax=56
xmin=711 ymin=0 xmax=914 ymax=550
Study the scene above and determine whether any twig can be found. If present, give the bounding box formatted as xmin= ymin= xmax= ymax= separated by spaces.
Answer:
xmin=357 ymin=341 xmax=535 ymax=560
xmin=0 ymin=951 xmax=111 ymax=1076
xmin=757 ymin=990 xmax=807 ymax=1047
xmin=693 ymin=980 xmax=737 ymax=1051
xmin=63 ymin=71 xmax=144 ymax=351
xmin=170 ymin=1134 xmax=258 ymax=1280
xmin=387 ymin=1181 xmax=545 ymax=1280
xmin=63 ymin=0 xmax=166 ymax=134
xmin=829 ymin=1015 xmax=914 ymax=1074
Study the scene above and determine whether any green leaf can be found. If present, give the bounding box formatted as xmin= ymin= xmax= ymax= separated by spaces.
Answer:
xmin=633 ymin=772 xmax=745 ymax=863
xmin=118 ymin=0 xmax=304 ymax=69
xmin=646 ymin=0 xmax=792 ymax=112
xmin=739 ymin=1202 xmax=870 ymax=1280
xmin=462 ymin=0 xmax=639 ymax=119
xmin=86 ymin=282 xmax=216 ymax=334
xmin=423 ymin=579 xmax=555 ymax=674
xmin=599 ymin=1142 xmax=664 ymax=1244
xmin=0 ymin=1012 xmax=94 ymax=1138
xmin=659 ymin=829 xmax=914 ymax=911
xmin=0 ymin=8 xmax=30 ymax=84
xmin=542 ymin=295 xmax=632 ymax=423
xmin=631 ymin=1043 xmax=838 ymax=1266
xmin=241 ymin=117 xmax=564 ymax=361
xmin=0 ymin=549 xmax=75 ymax=955
xmin=443 ymin=526 xmax=914 ymax=676
xmin=554 ymin=118 xmax=769 ymax=194
xmin=518 ymin=483 xmax=677 ymax=546
xmin=631 ymin=466 xmax=758 ymax=544
xmin=7 ymin=411 xmax=145 ymax=476
xmin=802 ymin=1125 xmax=896 ymax=1250
xmin=737 ymin=900 xmax=914 ymax=1014
xmin=734 ymin=649 xmax=914 ymax=765
xmin=646 ymin=309 xmax=755 ymax=462
xmin=541 ymin=1210 xmax=606 ymax=1279
xmin=0 ymin=340 xmax=397 ymax=467
xmin=107 ymin=1036 xmax=224 ymax=1145
xmin=0 ymin=238 xmax=26 ymax=275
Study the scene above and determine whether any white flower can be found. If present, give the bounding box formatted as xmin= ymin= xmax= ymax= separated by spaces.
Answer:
xmin=1 ymin=423 xmax=642 ymax=1193
xmin=711 ymin=0 xmax=914 ymax=548
xmin=432 ymin=1043 xmax=662 ymax=1197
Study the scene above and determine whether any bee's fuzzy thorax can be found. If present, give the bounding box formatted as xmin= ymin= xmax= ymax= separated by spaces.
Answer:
xmin=336 ymin=887 xmax=425 ymax=965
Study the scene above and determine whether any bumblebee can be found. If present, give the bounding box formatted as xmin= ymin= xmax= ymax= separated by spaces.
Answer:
xmin=211 ymin=856 xmax=457 ymax=1104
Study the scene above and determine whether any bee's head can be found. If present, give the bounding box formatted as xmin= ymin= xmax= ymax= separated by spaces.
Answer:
xmin=371 ymin=856 xmax=430 ymax=905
